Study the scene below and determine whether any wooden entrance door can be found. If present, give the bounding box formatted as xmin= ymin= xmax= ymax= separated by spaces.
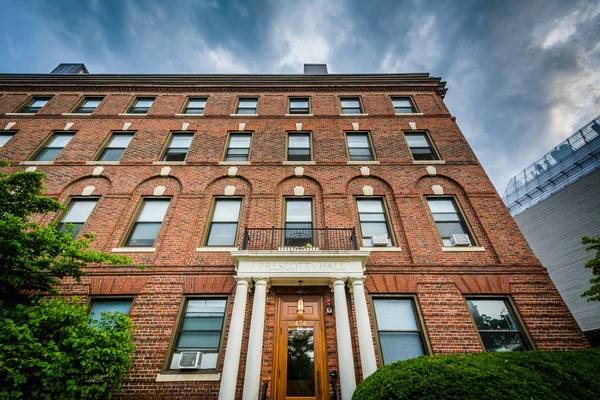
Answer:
xmin=274 ymin=295 xmax=328 ymax=400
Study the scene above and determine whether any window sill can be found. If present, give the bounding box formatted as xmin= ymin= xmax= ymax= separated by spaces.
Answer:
xmin=5 ymin=112 xmax=35 ymax=116
xmin=153 ymin=161 xmax=186 ymax=165
xmin=285 ymin=113 xmax=313 ymax=117
xmin=360 ymin=246 xmax=402 ymax=252
xmin=156 ymin=373 xmax=220 ymax=382
xmin=218 ymin=161 xmax=250 ymax=165
xmin=282 ymin=161 xmax=316 ymax=165
xmin=20 ymin=161 xmax=53 ymax=165
xmin=86 ymin=161 xmax=120 ymax=165
xmin=175 ymin=113 xmax=204 ymax=117
xmin=395 ymin=112 xmax=424 ymax=116
xmin=112 ymin=247 xmax=156 ymax=253
xmin=62 ymin=112 xmax=92 ymax=116
xmin=118 ymin=113 xmax=147 ymax=116
xmin=347 ymin=161 xmax=379 ymax=165
xmin=230 ymin=113 xmax=258 ymax=117
xmin=441 ymin=246 xmax=485 ymax=252
xmin=196 ymin=247 xmax=239 ymax=252
xmin=340 ymin=113 xmax=368 ymax=116
xmin=412 ymin=160 xmax=446 ymax=164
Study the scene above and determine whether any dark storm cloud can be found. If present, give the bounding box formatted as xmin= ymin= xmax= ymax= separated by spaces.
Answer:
xmin=0 ymin=0 xmax=598 ymax=192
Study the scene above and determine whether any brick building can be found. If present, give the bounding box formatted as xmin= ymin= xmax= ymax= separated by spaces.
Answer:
xmin=0 ymin=63 xmax=589 ymax=400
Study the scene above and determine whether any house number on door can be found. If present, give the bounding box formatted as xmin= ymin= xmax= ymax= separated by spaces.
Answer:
xmin=294 ymin=320 xmax=307 ymax=327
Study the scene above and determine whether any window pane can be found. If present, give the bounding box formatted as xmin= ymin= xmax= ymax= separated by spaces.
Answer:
xmin=90 ymin=299 xmax=132 ymax=322
xmin=34 ymin=148 xmax=62 ymax=161
xmin=31 ymin=98 xmax=50 ymax=108
xmin=164 ymin=150 xmax=187 ymax=161
xmin=436 ymin=222 xmax=467 ymax=238
xmin=467 ymin=300 xmax=518 ymax=331
xmin=286 ymin=199 xmax=312 ymax=222
xmin=379 ymin=332 xmax=425 ymax=363
xmin=57 ymin=222 xmax=84 ymax=239
xmin=99 ymin=148 xmax=125 ymax=161
xmin=187 ymin=299 xmax=227 ymax=313
xmin=187 ymin=98 xmax=207 ymax=108
xmin=138 ymin=199 xmax=170 ymax=222
xmin=347 ymin=134 xmax=369 ymax=147
xmin=207 ymin=223 xmax=238 ymax=246
xmin=358 ymin=213 xmax=386 ymax=222
xmin=360 ymin=222 xmax=389 ymax=238
xmin=405 ymin=133 xmax=429 ymax=148
xmin=288 ymin=149 xmax=311 ymax=161
xmin=213 ymin=199 xmax=242 ymax=222
xmin=288 ymin=134 xmax=310 ymax=148
xmin=178 ymin=332 xmax=222 ymax=349
xmin=62 ymin=199 xmax=97 ymax=223
xmin=238 ymin=99 xmax=257 ymax=108
xmin=290 ymin=98 xmax=309 ymax=108
xmin=47 ymin=133 xmax=74 ymax=148
xmin=374 ymin=299 xmax=418 ymax=330
xmin=182 ymin=316 xmax=224 ymax=331
xmin=236 ymin=108 xmax=257 ymax=114
xmin=357 ymin=199 xmax=384 ymax=213
xmin=108 ymin=133 xmax=134 ymax=148
xmin=229 ymin=134 xmax=251 ymax=148
xmin=392 ymin=98 xmax=412 ymax=108
xmin=170 ymin=134 xmax=193 ymax=148
xmin=427 ymin=199 xmax=457 ymax=214
xmin=127 ymin=223 xmax=161 ymax=246
xmin=0 ymin=133 xmax=14 ymax=147
xmin=480 ymin=332 xmax=527 ymax=352
xmin=82 ymin=98 xmax=102 ymax=108
xmin=432 ymin=213 xmax=461 ymax=222
xmin=341 ymin=98 xmax=360 ymax=108
xmin=135 ymin=98 xmax=154 ymax=108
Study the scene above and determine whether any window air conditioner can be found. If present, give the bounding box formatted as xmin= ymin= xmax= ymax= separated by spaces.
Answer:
xmin=371 ymin=234 xmax=389 ymax=246
xmin=178 ymin=351 xmax=203 ymax=369
xmin=450 ymin=234 xmax=471 ymax=246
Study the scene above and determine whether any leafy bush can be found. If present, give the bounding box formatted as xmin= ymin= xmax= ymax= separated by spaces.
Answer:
xmin=353 ymin=349 xmax=600 ymax=400
xmin=0 ymin=299 xmax=135 ymax=400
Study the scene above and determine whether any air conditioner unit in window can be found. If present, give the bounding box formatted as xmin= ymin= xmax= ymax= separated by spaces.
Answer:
xmin=450 ymin=234 xmax=471 ymax=246
xmin=178 ymin=351 xmax=203 ymax=369
xmin=371 ymin=234 xmax=389 ymax=246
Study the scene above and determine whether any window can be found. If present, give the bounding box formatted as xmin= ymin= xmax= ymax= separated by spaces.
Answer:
xmin=391 ymin=97 xmax=416 ymax=114
xmin=19 ymin=96 xmax=51 ymax=113
xmin=33 ymin=132 xmax=74 ymax=161
xmin=340 ymin=97 xmax=363 ymax=114
xmin=346 ymin=132 xmax=375 ymax=161
xmin=57 ymin=198 xmax=98 ymax=238
xmin=426 ymin=197 xmax=473 ymax=246
xmin=287 ymin=132 xmax=311 ymax=161
xmin=206 ymin=198 xmax=242 ymax=246
xmin=0 ymin=132 xmax=14 ymax=147
xmin=373 ymin=298 xmax=427 ymax=364
xmin=97 ymin=132 xmax=134 ymax=162
xmin=183 ymin=98 xmax=207 ymax=115
xmin=169 ymin=298 xmax=227 ymax=370
xmin=235 ymin=98 xmax=258 ymax=114
xmin=74 ymin=97 xmax=103 ymax=114
xmin=356 ymin=198 xmax=393 ymax=246
xmin=127 ymin=97 xmax=155 ymax=114
xmin=163 ymin=132 xmax=193 ymax=161
xmin=466 ymin=298 xmax=530 ymax=352
xmin=224 ymin=133 xmax=251 ymax=162
xmin=89 ymin=298 xmax=133 ymax=323
xmin=405 ymin=132 xmax=439 ymax=161
xmin=125 ymin=198 xmax=170 ymax=247
xmin=289 ymin=98 xmax=310 ymax=114
xmin=285 ymin=198 xmax=313 ymax=246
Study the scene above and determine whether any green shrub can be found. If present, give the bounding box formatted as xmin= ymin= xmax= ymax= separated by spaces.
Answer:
xmin=353 ymin=349 xmax=600 ymax=400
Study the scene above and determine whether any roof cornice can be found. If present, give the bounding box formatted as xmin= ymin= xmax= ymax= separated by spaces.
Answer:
xmin=0 ymin=73 xmax=447 ymax=97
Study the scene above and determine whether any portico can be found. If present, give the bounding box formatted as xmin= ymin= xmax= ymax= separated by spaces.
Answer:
xmin=218 ymin=250 xmax=376 ymax=400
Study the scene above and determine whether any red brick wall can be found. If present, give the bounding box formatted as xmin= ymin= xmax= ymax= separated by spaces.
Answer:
xmin=0 ymin=85 xmax=589 ymax=399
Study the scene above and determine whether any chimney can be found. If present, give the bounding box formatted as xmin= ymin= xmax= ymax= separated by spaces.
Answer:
xmin=303 ymin=64 xmax=328 ymax=75
xmin=50 ymin=63 xmax=89 ymax=74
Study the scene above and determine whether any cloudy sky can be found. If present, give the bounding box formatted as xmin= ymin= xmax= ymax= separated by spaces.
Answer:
xmin=1 ymin=0 xmax=599 ymax=193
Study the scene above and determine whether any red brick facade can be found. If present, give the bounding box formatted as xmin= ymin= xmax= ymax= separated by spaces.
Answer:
xmin=0 ymin=71 xmax=589 ymax=400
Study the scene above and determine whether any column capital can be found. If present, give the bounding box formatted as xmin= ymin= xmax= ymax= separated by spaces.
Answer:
xmin=253 ymin=277 xmax=270 ymax=292
xmin=348 ymin=277 xmax=365 ymax=293
xmin=330 ymin=277 xmax=347 ymax=292
xmin=235 ymin=277 xmax=251 ymax=286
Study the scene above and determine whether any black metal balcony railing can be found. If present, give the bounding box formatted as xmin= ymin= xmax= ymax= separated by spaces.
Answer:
xmin=241 ymin=227 xmax=358 ymax=251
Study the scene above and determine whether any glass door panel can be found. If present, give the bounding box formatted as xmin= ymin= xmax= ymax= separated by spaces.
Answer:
xmin=286 ymin=327 xmax=315 ymax=397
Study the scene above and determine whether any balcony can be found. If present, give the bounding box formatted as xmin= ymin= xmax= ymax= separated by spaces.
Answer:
xmin=241 ymin=227 xmax=358 ymax=251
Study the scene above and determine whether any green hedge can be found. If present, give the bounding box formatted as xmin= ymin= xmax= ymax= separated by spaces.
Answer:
xmin=353 ymin=349 xmax=600 ymax=400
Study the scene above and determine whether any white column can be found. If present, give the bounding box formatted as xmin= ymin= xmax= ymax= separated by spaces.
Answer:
xmin=350 ymin=278 xmax=378 ymax=378
xmin=219 ymin=278 xmax=250 ymax=400
xmin=332 ymin=277 xmax=356 ymax=400
xmin=242 ymin=278 xmax=269 ymax=400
